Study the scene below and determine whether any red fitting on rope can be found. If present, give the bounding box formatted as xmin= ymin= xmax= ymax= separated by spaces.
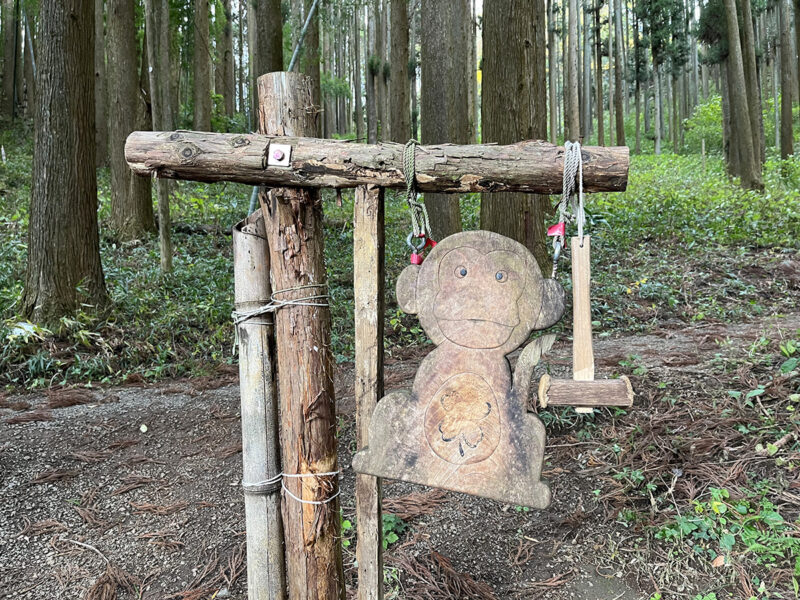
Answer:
xmin=547 ymin=222 xmax=566 ymax=238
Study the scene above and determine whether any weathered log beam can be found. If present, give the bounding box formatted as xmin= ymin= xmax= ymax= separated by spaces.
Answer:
xmin=125 ymin=130 xmax=629 ymax=194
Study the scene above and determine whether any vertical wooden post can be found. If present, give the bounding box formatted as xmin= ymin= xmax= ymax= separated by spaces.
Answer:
xmin=571 ymin=236 xmax=595 ymax=414
xmin=232 ymin=211 xmax=287 ymax=599
xmin=257 ymin=71 xmax=345 ymax=600
xmin=353 ymin=185 xmax=385 ymax=600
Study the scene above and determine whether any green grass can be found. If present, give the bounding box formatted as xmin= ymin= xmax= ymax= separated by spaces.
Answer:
xmin=1 ymin=119 xmax=799 ymax=388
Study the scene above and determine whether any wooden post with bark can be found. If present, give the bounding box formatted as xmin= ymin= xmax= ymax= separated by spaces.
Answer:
xmin=232 ymin=211 xmax=287 ymax=599
xmin=256 ymin=71 xmax=345 ymax=600
xmin=353 ymin=185 xmax=385 ymax=600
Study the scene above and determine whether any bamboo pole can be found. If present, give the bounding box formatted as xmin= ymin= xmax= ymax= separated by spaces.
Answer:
xmin=232 ymin=210 xmax=287 ymax=599
xmin=125 ymin=131 xmax=630 ymax=194
xmin=257 ymin=71 xmax=345 ymax=600
xmin=353 ymin=184 xmax=385 ymax=600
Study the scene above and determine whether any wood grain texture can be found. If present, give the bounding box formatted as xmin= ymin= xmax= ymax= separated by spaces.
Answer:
xmin=257 ymin=72 xmax=344 ymax=600
xmin=232 ymin=210 xmax=286 ymax=599
xmin=353 ymin=185 xmax=384 ymax=600
xmin=538 ymin=374 xmax=634 ymax=407
xmin=352 ymin=231 xmax=565 ymax=509
xmin=571 ymin=237 xmax=595 ymax=381
xmin=125 ymin=130 xmax=630 ymax=193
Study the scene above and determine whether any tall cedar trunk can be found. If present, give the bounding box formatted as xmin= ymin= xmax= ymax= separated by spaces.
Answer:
xmin=470 ymin=0 xmax=478 ymax=141
xmin=608 ymin=0 xmax=614 ymax=145
xmin=24 ymin=0 xmax=106 ymax=322
xmin=145 ymin=0 xmax=174 ymax=273
xmin=410 ymin=2 xmax=419 ymax=140
xmin=595 ymin=0 xmax=604 ymax=145
xmin=94 ymin=0 xmax=107 ymax=166
xmin=583 ymin=0 xmax=592 ymax=135
xmin=654 ymin=62 xmax=661 ymax=153
xmin=256 ymin=71 xmax=345 ymax=600
xmin=567 ymin=0 xmax=581 ymax=139
xmin=795 ymin=0 xmax=800 ymax=112
xmin=721 ymin=59 xmax=734 ymax=170
xmin=108 ymin=0 xmax=154 ymax=240
xmin=779 ymin=0 xmax=793 ymax=158
xmin=420 ymin=0 xmax=468 ymax=239
xmin=481 ymin=0 xmax=552 ymax=272
xmin=301 ymin=0 xmax=321 ymax=136
xmin=633 ymin=1 xmax=641 ymax=153
xmin=2 ymin=0 xmax=15 ymax=117
xmin=366 ymin=9 xmax=377 ymax=143
xmin=723 ymin=0 xmax=761 ymax=187
xmin=354 ymin=7 xmax=363 ymax=140
xmin=336 ymin=11 xmax=346 ymax=134
xmin=22 ymin=10 xmax=33 ymax=115
xmin=322 ymin=27 xmax=331 ymax=138
xmin=672 ymin=74 xmax=678 ymax=152
xmin=389 ymin=0 xmax=410 ymax=142
xmin=613 ymin=0 xmax=625 ymax=144
xmin=248 ymin=0 xmax=283 ymax=120
xmin=216 ymin=0 xmax=235 ymax=120
xmin=193 ymin=0 xmax=211 ymax=130
xmin=374 ymin=0 xmax=386 ymax=140
xmin=237 ymin=0 xmax=244 ymax=113
xmin=773 ymin=33 xmax=779 ymax=150
xmin=548 ymin=0 xmax=558 ymax=142
xmin=739 ymin=0 xmax=763 ymax=164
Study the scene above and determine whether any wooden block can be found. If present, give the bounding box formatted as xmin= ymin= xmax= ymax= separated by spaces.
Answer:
xmin=537 ymin=374 xmax=634 ymax=408
xmin=353 ymin=231 xmax=565 ymax=509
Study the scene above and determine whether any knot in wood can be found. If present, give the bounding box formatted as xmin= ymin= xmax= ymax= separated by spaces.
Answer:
xmin=178 ymin=143 xmax=202 ymax=163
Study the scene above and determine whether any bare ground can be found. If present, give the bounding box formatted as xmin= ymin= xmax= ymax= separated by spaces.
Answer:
xmin=2 ymin=313 xmax=799 ymax=600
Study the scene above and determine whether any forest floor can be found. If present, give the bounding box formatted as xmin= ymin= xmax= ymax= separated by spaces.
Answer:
xmin=2 ymin=309 xmax=800 ymax=600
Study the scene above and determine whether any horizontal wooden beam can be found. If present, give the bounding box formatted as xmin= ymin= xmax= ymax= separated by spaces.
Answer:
xmin=126 ymin=131 xmax=629 ymax=194
xmin=538 ymin=374 xmax=634 ymax=408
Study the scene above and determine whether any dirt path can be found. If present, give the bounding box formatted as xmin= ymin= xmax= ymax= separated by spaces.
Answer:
xmin=2 ymin=313 xmax=799 ymax=599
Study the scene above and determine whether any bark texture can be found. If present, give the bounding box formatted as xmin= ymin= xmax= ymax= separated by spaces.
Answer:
xmin=256 ymin=71 xmax=344 ymax=600
xmin=420 ymin=0 xmax=470 ymax=240
xmin=24 ymin=0 xmax=107 ymax=322
xmin=216 ymin=0 xmax=235 ymax=120
xmin=389 ymin=0 xmax=410 ymax=142
xmin=779 ymin=0 xmax=794 ymax=158
xmin=108 ymin=0 xmax=155 ymax=240
xmin=481 ymin=0 xmax=553 ymax=271
xmin=94 ymin=0 xmax=107 ymax=165
xmin=567 ymin=0 xmax=581 ymax=140
xmin=301 ymin=0 xmax=321 ymax=136
xmin=126 ymin=131 xmax=630 ymax=193
xmin=144 ymin=0 xmax=174 ymax=272
xmin=2 ymin=0 xmax=14 ymax=118
xmin=193 ymin=0 xmax=212 ymax=130
xmin=248 ymin=0 xmax=282 ymax=119
xmin=613 ymin=0 xmax=626 ymax=145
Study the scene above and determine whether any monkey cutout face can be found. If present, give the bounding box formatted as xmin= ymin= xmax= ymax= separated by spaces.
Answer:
xmin=397 ymin=231 xmax=565 ymax=353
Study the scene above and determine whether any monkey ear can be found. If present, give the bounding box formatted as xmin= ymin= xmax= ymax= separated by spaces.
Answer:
xmin=396 ymin=265 xmax=421 ymax=314
xmin=534 ymin=278 xmax=566 ymax=330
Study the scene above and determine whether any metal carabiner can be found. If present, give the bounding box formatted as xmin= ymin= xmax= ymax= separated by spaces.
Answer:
xmin=551 ymin=239 xmax=563 ymax=279
xmin=406 ymin=232 xmax=426 ymax=252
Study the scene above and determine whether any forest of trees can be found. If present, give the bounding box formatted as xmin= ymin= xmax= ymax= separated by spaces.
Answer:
xmin=1 ymin=0 xmax=798 ymax=322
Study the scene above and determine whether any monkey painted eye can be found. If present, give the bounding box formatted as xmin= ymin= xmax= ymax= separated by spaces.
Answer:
xmin=495 ymin=270 xmax=508 ymax=283
xmin=455 ymin=266 xmax=468 ymax=278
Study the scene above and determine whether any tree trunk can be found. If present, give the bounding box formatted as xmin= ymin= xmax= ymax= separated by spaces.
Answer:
xmin=238 ymin=0 xmax=244 ymax=113
xmin=24 ymin=0 xmax=107 ymax=322
xmin=257 ymin=71 xmax=344 ymax=600
xmin=607 ymin=0 xmax=614 ymax=146
xmin=481 ymin=0 xmax=552 ymax=272
xmin=301 ymin=0 xmax=321 ymax=136
xmin=567 ymin=0 xmax=581 ymax=139
xmin=144 ymin=0 xmax=174 ymax=273
xmin=779 ymin=0 xmax=794 ymax=158
xmin=193 ymin=0 xmax=211 ymax=130
xmin=354 ymin=7 xmax=364 ymax=140
xmin=94 ymin=0 xmax=107 ymax=166
xmin=420 ymin=0 xmax=468 ymax=239
xmin=108 ymin=0 xmax=154 ymax=240
xmin=22 ymin=9 xmax=33 ymax=115
xmin=723 ymin=0 xmax=762 ymax=187
xmin=410 ymin=2 xmax=419 ymax=140
xmin=613 ymin=0 xmax=625 ymax=144
xmin=217 ymin=0 xmax=235 ymax=120
xmin=595 ymin=0 xmax=604 ymax=145
xmin=374 ymin=0 xmax=386 ymax=140
xmin=654 ymin=62 xmax=661 ymax=154
xmin=583 ymin=0 xmax=593 ymax=136
xmin=2 ymin=0 xmax=15 ymax=118
xmin=739 ymin=0 xmax=763 ymax=164
xmin=366 ymin=9 xmax=377 ymax=144
xmin=389 ymin=0 xmax=410 ymax=142
xmin=548 ymin=0 xmax=559 ymax=142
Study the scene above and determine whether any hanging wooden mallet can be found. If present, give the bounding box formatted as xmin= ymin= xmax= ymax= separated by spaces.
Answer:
xmin=538 ymin=236 xmax=633 ymax=413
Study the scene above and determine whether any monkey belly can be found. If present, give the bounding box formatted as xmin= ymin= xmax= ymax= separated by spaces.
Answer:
xmin=423 ymin=372 xmax=502 ymax=465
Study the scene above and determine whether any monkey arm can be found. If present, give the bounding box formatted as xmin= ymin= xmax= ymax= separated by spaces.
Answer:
xmin=512 ymin=334 xmax=557 ymax=406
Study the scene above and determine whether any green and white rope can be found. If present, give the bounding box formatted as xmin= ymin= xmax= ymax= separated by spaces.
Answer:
xmin=403 ymin=139 xmax=432 ymax=239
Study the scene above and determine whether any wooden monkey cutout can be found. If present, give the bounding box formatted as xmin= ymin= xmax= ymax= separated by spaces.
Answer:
xmin=352 ymin=231 xmax=565 ymax=508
